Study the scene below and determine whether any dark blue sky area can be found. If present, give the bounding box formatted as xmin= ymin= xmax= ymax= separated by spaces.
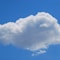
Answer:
xmin=0 ymin=45 xmax=60 ymax=60
xmin=0 ymin=0 xmax=60 ymax=24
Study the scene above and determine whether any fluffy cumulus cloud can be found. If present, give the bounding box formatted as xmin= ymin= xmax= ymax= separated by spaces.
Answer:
xmin=0 ymin=12 xmax=60 ymax=55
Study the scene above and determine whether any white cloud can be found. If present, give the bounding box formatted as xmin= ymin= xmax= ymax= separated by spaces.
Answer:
xmin=32 ymin=50 xmax=46 ymax=56
xmin=0 ymin=12 xmax=60 ymax=55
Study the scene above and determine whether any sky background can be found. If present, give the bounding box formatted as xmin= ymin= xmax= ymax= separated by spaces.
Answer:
xmin=0 ymin=0 xmax=60 ymax=60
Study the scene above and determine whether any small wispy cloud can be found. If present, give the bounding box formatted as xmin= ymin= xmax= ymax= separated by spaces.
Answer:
xmin=0 ymin=12 xmax=60 ymax=55
xmin=32 ymin=50 xmax=46 ymax=56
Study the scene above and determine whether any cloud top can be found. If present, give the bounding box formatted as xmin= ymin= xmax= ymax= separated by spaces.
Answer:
xmin=0 ymin=12 xmax=60 ymax=55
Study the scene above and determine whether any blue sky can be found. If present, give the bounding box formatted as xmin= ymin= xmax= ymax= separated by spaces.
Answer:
xmin=0 ymin=0 xmax=60 ymax=60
